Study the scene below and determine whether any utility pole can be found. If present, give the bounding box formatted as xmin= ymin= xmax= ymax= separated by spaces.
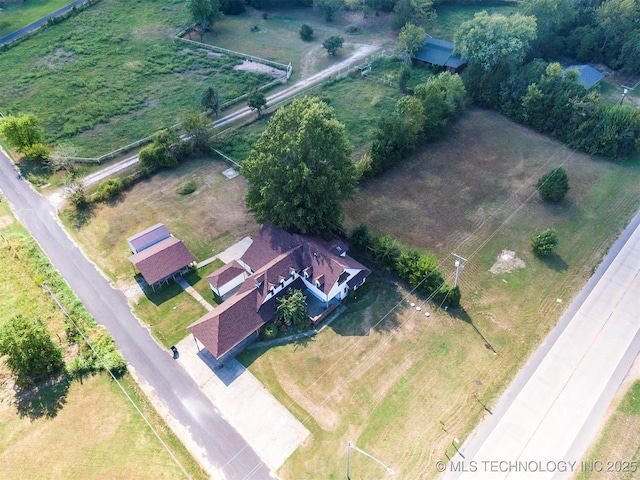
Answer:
xmin=452 ymin=253 xmax=467 ymax=287
xmin=620 ymin=87 xmax=629 ymax=105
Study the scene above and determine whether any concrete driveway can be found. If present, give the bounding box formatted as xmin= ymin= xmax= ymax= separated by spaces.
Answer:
xmin=175 ymin=336 xmax=310 ymax=473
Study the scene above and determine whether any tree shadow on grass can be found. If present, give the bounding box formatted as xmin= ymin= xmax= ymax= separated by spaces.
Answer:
xmin=65 ymin=204 xmax=95 ymax=230
xmin=330 ymin=273 xmax=402 ymax=336
xmin=139 ymin=275 xmax=184 ymax=306
xmin=14 ymin=375 xmax=70 ymax=420
xmin=451 ymin=308 xmax=499 ymax=356
xmin=538 ymin=252 xmax=568 ymax=272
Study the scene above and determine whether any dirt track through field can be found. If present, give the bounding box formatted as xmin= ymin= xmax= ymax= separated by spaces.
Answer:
xmin=75 ymin=43 xmax=380 ymax=192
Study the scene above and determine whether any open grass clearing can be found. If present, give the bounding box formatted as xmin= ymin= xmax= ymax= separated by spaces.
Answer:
xmin=0 ymin=0 xmax=71 ymax=37
xmin=236 ymin=108 xmax=640 ymax=479
xmin=576 ymin=379 xmax=640 ymax=480
xmin=200 ymin=6 xmax=396 ymax=82
xmin=0 ymin=200 xmax=207 ymax=479
xmin=218 ymin=75 xmax=403 ymax=161
xmin=0 ymin=0 xmax=275 ymax=157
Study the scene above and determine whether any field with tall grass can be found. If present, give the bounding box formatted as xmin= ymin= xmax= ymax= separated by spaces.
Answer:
xmin=0 ymin=199 xmax=207 ymax=479
xmin=0 ymin=0 xmax=274 ymax=157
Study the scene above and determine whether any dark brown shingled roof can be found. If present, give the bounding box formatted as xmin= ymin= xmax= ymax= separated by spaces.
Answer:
xmin=189 ymin=223 xmax=371 ymax=359
xmin=240 ymin=222 xmax=369 ymax=294
xmin=128 ymin=236 xmax=195 ymax=285
xmin=206 ymin=260 xmax=246 ymax=288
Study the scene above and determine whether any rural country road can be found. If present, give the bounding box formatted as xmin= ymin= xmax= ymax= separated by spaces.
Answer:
xmin=0 ymin=148 xmax=271 ymax=479
xmin=81 ymin=43 xmax=381 ymax=188
xmin=443 ymin=208 xmax=640 ymax=480
xmin=0 ymin=0 xmax=90 ymax=46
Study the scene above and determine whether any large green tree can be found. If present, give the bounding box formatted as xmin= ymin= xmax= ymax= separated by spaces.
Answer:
xmin=322 ymin=35 xmax=344 ymax=55
xmin=241 ymin=96 xmax=357 ymax=235
xmin=187 ymin=0 xmax=223 ymax=40
xmin=391 ymin=0 xmax=435 ymax=30
xmin=276 ymin=289 xmax=308 ymax=330
xmin=0 ymin=315 xmax=63 ymax=387
xmin=247 ymin=89 xmax=267 ymax=116
xmin=413 ymin=72 xmax=466 ymax=139
xmin=454 ymin=12 xmax=537 ymax=70
xmin=594 ymin=0 xmax=640 ymax=72
xmin=519 ymin=0 xmax=576 ymax=58
xmin=314 ymin=0 xmax=344 ymax=21
xmin=0 ymin=113 xmax=45 ymax=153
xmin=397 ymin=23 xmax=426 ymax=57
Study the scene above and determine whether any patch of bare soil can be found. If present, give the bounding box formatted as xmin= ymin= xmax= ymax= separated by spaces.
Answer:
xmin=39 ymin=47 xmax=75 ymax=69
xmin=233 ymin=60 xmax=287 ymax=79
xmin=299 ymin=44 xmax=323 ymax=79
xmin=489 ymin=249 xmax=526 ymax=274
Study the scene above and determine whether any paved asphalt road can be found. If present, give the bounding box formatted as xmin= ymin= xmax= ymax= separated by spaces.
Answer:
xmin=0 ymin=150 xmax=271 ymax=479
xmin=0 ymin=0 xmax=90 ymax=46
xmin=443 ymin=208 xmax=640 ymax=480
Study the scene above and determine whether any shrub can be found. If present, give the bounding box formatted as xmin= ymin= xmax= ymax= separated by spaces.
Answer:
xmin=531 ymin=228 xmax=559 ymax=256
xmin=536 ymin=167 xmax=570 ymax=202
xmin=24 ymin=142 xmax=51 ymax=163
xmin=344 ymin=25 xmax=361 ymax=35
xmin=350 ymin=223 xmax=373 ymax=252
xmin=300 ymin=24 xmax=314 ymax=41
xmin=93 ymin=177 xmax=133 ymax=203
xmin=262 ymin=323 xmax=278 ymax=340
xmin=177 ymin=179 xmax=197 ymax=195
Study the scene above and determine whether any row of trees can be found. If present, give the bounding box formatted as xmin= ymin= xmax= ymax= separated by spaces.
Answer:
xmin=454 ymin=12 xmax=640 ymax=159
xmin=360 ymin=71 xmax=466 ymax=177
xmin=350 ymin=223 xmax=461 ymax=308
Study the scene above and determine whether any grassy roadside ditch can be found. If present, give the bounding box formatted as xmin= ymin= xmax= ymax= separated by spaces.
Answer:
xmin=0 ymin=197 xmax=208 ymax=479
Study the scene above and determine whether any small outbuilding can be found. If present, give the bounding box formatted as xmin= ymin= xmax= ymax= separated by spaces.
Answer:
xmin=206 ymin=260 xmax=247 ymax=298
xmin=563 ymin=65 xmax=604 ymax=90
xmin=128 ymin=236 xmax=195 ymax=290
xmin=413 ymin=37 xmax=467 ymax=73
xmin=127 ymin=223 xmax=171 ymax=254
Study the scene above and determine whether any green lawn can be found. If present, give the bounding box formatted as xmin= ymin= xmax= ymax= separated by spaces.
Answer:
xmin=217 ymin=75 xmax=404 ymax=160
xmin=0 ymin=200 xmax=207 ymax=479
xmin=237 ymin=108 xmax=640 ymax=479
xmin=576 ymin=380 xmax=640 ymax=480
xmin=0 ymin=0 xmax=72 ymax=37
xmin=0 ymin=0 xmax=274 ymax=157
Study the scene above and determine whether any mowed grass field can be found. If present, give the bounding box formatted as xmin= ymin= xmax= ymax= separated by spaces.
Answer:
xmin=577 ymin=380 xmax=640 ymax=480
xmin=237 ymin=108 xmax=640 ymax=479
xmin=0 ymin=0 xmax=71 ymax=37
xmin=0 ymin=200 xmax=207 ymax=479
xmin=0 ymin=0 xmax=273 ymax=157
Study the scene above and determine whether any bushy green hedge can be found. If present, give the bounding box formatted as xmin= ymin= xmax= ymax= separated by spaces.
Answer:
xmin=350 ymin=223 xmax=461 ymax=308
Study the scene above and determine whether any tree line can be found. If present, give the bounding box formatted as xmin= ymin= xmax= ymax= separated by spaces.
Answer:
xmin=453 ymin=8 xmax=640 ymax=159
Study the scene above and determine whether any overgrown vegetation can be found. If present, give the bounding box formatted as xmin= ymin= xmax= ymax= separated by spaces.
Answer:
xmin=0 ymin=0 xmax=273 ymax=157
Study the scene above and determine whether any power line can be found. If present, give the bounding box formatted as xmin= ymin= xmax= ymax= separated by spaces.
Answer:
xmin=41 ymin=283 xmax=193 ymax=480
